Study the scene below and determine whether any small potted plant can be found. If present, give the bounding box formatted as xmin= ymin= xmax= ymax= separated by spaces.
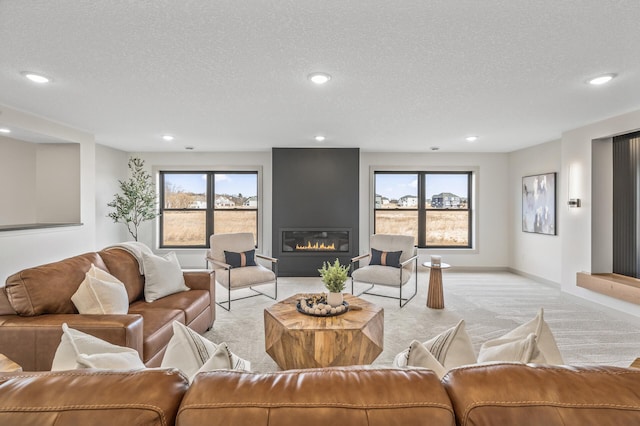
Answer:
xmin=318 ymin=258 xmax=349 ymax=306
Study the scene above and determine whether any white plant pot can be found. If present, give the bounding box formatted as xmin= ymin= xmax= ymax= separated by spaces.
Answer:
xmin=326 ymin=291 xmax=344 ymax=307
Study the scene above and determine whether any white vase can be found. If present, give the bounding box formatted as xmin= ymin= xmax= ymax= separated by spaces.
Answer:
xmin=326 ymin=291 xmax=344 ymax=307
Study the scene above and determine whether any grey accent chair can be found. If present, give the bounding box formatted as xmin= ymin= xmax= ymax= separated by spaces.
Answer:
xmin=350 ymin=234 xmax=418 ymax=307
xmin=206 ymin=232 xmax=278 ymax=311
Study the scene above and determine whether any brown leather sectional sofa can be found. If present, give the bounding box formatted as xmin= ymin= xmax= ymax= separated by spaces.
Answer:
xmin=0 ymin=248 xmax=214 ymax=370
xmin=1 ymin=363 xmax=639 ymax=425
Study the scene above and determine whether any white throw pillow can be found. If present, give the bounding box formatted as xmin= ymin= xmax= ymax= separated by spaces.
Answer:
xmin=71 ymin=264 xmax=129 ymax=314
xmin=161 ymin=321 xmax=250 ymax=382
xmin=478 ymin=308 xmax=563 ymax=364
xmin=193 ymin=343 xmax=233 ymax=375
xmin=423 ymin=319 xmax=477 ymax=369
xmin=142 ymin=251 xmax=189 ymax=302
xmin=76 ymin=352 xmax=146 ymax=370
xmin=393 ymin=320 xmax=476 ymax=376
xmin=405 ymin=340 xmax=447 ymax=379
xmin=51 ymin=323 xmax=144 ymax=371
xmin=477 ymin=333 xmax=546 ymax=363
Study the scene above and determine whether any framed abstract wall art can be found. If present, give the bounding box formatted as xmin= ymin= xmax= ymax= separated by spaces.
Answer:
xmin=522 ymin=172 xmax=556 ymax=235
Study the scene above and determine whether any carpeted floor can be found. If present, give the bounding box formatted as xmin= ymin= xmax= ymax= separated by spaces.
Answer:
xmin=204 ymin=270 xmax=640 ymax=372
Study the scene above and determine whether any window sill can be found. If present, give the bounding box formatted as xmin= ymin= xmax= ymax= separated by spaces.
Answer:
xmin=0 ymin=223 xmax=83 ymax=232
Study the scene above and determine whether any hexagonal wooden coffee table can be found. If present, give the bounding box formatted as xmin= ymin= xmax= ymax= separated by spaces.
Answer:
xmin=264 ymin=293 xmax=384 ymax=370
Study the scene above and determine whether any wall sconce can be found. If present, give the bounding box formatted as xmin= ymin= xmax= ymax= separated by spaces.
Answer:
xmin=567 ymin=164 xmax=581 ymax=208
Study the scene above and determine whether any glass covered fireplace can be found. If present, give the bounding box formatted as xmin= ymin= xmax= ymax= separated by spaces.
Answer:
xmin=282 ymin=229 xmax=350 ymax=253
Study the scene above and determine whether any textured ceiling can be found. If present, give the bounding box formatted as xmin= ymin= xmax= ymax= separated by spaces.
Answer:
xmin=1 ymin=1 xmax=639 ymax=152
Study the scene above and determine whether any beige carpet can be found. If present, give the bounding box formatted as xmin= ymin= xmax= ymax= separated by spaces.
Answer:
xmin=204 ymin=271 xmax=640 ymax=373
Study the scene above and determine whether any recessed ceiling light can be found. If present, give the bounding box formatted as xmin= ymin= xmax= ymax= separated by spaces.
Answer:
xmin=21 ymin=71 xmax=51 ymax=84
xmin=466 ymin=136 xmax=478 ymax=142
xmin=308 ymin=72 xmax=331 ymax=85
xmin=314 ymin=135 xmax=326 ymax=142
xmin=0 ymin=128 xmax=10 ymax=134
xmin=587 ymin=73 xmax=616 ymax=85
xmin=162 ymin=134 xmax=174 ymax=141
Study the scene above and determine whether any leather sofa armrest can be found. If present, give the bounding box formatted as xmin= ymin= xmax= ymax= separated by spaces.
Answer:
xmin=0 ymin=289 xmax=16 ymax=316
xmin=443 ymin=363 xmax=640 ymax=425
xmin=183 ymin=271 xmax=211 ymax=291
xmin=0 ymin=369 xmax=189 ymax=425
xmin=0 ymin=314 xmax=143 ymax=371
xmin=184 ymin=271 xmax=215 ymax=325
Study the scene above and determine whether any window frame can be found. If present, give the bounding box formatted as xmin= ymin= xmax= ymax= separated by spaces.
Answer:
xmin=158 ymin=170 xmax=259 ymax=249
xmin=373 ymin=170 xmax=473 ymax=249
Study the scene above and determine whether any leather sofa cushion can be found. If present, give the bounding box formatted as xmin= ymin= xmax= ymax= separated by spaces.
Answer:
xmin=5 ymin=252 xmax=107 ymax=316
xmin=128 ymin=304 xmax=184 ymax=363
xmin=443 ymin=363 xmax=640 ymax=425
xmin=178 ymin=367 xmax=455 ymax=426
xmin=98 ymin=248 xmax=145 ymax=303
xmin=0 ymin=369 xmax=188 ymax=426
xmin=137 ymin=289 xmax=210 ymax=324
xmin=0 ymin=314 xmax=144 ymax=371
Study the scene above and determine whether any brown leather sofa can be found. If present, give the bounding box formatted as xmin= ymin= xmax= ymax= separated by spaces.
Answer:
xmin=1 ymin=364 xmax=639 ymax=425
xmin=0 ymin=247 xmax=215 ymax=371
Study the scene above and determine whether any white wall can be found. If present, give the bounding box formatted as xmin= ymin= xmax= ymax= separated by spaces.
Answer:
xmin=591 ymin=138 xmax=613 ymax=273
xmin=36 ymin=143 xmax=81 ymax=223
xmin=561 ymin=108 xmax=640 ymax=317
xmin=508 ymin=140 xmax=562 ymax=284
xmin=95 ymin=144 xmax=130 ymax=248
xmin=0 ymin=138 xmax=81 ymax=225
xmin=0 ymin=106 xmax=96 ymax=285
xmin=133 ymin=151 xmax=272 ymax=269
xmin=0 ymin=136 xmax=37 ymax=224
xmin=360 ymin=152 xmax=510 ymax=268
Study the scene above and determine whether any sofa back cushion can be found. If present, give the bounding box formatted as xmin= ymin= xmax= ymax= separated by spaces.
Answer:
xmin=0 ymin=369 xmax=188 ymax=426
xmin=443 ymin=363 xmax=640 ymax=425
xmin=5 ymin=252 xmax=107 ymax=316
xmin=178 ymin=367 xmax=455 ymax=426
xmin=98 ymin=248 xmax=145 ymax=303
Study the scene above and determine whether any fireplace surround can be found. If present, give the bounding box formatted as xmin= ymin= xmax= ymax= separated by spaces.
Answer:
xmin=272 ymin=148 xmax=359 ymax=276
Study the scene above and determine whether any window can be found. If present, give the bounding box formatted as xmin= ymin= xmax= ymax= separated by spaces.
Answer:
xmin=374 ymin=171 xmax=472 ymax=248
xmin=159 ymin=171 xmax=258 ymax=248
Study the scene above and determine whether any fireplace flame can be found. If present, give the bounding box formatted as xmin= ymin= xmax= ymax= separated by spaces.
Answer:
xmin=295 ymin=241 xmax=336 ymax=251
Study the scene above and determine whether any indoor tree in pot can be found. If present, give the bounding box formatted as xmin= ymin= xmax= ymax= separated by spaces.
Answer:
xmin=318 ymin=258 xmax=350 ymax=307
xmin=107 ymin=157 xmax=158 ymax=241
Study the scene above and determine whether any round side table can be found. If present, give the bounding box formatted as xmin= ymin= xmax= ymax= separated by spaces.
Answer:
xmin=423 ymin=262 xmax=451 ymax=309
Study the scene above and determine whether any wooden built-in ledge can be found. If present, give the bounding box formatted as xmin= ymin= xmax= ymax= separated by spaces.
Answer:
xmin=631 ymin=358 xmax=640 ymax=369
xmin=577 ymin=272 xmax=640 ymax=305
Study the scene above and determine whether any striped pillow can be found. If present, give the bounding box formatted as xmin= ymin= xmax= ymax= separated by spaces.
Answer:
xmin=224 ymin=249 xmax=257 ymax=268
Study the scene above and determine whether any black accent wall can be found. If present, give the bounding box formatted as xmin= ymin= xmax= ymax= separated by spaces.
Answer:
xmin=272 ymin=148 xmax=359 ymax=276
xmin=612 ymin=132 xmax=640 ymax=278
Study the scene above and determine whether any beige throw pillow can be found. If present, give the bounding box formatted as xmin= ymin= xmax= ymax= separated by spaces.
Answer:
xmin=478 ymin=308 xmax=563 ymax=364
xmin=51 ymin=323 xmax=145 ymax=371
xmin=161 ymin=321 xmax=250 ymax=383
xmin=142 ymin=251 xmax=189 ymax=302
xmin=71 ymin=264 xmax=129 ymax=314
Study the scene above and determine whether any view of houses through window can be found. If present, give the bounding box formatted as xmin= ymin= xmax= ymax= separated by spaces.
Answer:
xmin=159 ymin=171 xmax=258 ymax=248
xmin=375 ymin=171 xmax=471 ymax=248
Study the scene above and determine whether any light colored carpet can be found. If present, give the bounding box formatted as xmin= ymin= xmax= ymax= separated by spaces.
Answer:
xmin=204 ymin=271 xmax=640 ymax=372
